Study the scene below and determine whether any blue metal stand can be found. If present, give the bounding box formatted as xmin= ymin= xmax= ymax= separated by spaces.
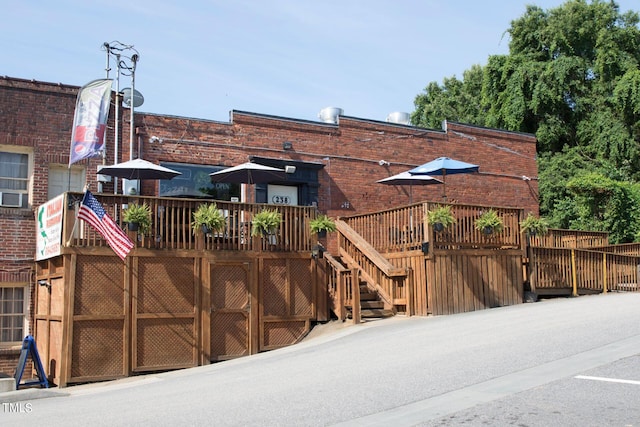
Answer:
xmin=14 ymin=335 xmax=49 ymax=389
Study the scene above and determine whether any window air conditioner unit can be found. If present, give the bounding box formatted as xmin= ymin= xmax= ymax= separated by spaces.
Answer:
xmin=0 ymin=192 xmax=24 ymax=207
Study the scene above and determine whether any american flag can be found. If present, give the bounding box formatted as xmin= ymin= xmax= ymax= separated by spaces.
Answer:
xmin=78 ymin=190 xmax=134 ymax=260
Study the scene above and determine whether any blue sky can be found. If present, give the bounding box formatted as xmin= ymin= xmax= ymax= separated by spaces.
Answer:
xmin=3 ymin=0 xmax=637 ymax=123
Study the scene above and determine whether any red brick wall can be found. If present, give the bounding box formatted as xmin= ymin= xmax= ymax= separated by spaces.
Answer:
xmin=136 ymin=111 xmax=539 ymax=218
xmin=0 ymin=349 xmax=20 ymax=376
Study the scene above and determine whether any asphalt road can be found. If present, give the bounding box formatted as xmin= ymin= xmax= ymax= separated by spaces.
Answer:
xmin=2 ymin=292 xmax=640 ymax=426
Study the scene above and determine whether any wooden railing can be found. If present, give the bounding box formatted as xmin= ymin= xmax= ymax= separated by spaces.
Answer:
xmin=592 ymin=243 xmax=640 ymax=256
xmin=529 ymin=229 xmax=609 ymax=248
xmin=62 ymin=192 xmax=316 ymax=252
xmin=336 ymin=219 xmax=409 ymax=314
xmin=325 ymin=253 xmax=361 ymax=322
xmin=430 ymin=203 xmax=521 ymax=250
xmin=529 ymin=246 xmax=640 ymax=294
xmin=343 ymin=204 xmax=425 ymax=253
xmin=342 ymin=202 xmax=523 ymax=253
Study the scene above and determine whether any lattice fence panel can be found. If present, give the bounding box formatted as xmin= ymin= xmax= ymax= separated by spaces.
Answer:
xmin=50 ymin=277 xmax=65 ymax=317
xmin=263 ymin=320 xmax=307 ymax=348
xmin=211 ymin=265 xmax=248 ymax=309
xmin=262 ymin=259 xmax=287 ymax=316
xmin=290 ymin=259 xmax=313 ymax=316
xmin=75 ymin=256 xmax=124 ymax=316
xmin=211 ymin=312 xmax=249 ymax=360
xmin=36 ymin=285 xmax=48 ymax=315
xmin=138 ymin=258 xmax=195 ymax=314
xmin=136 ymin=318 xmax=195 ymax=369
xmin=71 ymin=319 xmax=123 ymax=379
xmin=49 ymin=320 xmax=63 ymax=383
xmin=35 ymin=319 xmax=48 ymax=356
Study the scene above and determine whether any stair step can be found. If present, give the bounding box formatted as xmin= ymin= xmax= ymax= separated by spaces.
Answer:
xmin=360 ymin=301 xmax=384 ymax=309
xmin=348 ymin=308 xmax=395 ymax=319
xmin=360 ymin=292 xmax=378 ymax=301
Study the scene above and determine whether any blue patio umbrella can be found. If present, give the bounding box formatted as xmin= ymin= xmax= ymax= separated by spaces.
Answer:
xmin=408 ymin=157 xmax=479 ymax=200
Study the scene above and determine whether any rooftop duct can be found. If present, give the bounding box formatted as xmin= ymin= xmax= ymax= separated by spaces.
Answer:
xmin=318 ymin=107 xmax=343 ymax=124
xmin=386 ymin=112 xmax=411 ymax=125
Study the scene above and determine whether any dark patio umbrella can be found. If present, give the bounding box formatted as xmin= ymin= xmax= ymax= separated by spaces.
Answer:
xmin=408 ymin=157 xmax=479 ymax=200
xmin=209 ymin=162 xmax=287 ymax=184
xmin=97 ymin=158 xmax=182 ymax=180
xmin=376 ymin=171 xmax=442 ymax=203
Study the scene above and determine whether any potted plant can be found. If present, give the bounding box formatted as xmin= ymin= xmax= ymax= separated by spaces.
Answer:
xmin=191 ymin=203 xmax=226 ymax=235
xmin=251 ymin=209 xmax=282 ymax=238
xmin=475 ymin=209 xmax=503 ymax=235
xmin=309 ymin=214 xmax=336 ymax=237
xmin=426 ymin=205 xmax=456 ymax=232
xmin=122 ymin=203 xmax=152 ymax=234
xmin=520 ymin=213 xmax=549 ymax=237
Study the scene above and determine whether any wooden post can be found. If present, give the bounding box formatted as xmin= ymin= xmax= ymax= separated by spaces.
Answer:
xmin=195 ymin=232 xmax=204 ymax=251
xmin=406 ymin=267 xmax=413 ymax=316
xmin=603 ymin=252 xmax=608 ymax=293
xmin=571 ymin=249 xmax=578 ymax=297
xmin=352 ymin=268 xmax=361 ymax=325
xmin=337 ymin=270 xmax=346 ymax=321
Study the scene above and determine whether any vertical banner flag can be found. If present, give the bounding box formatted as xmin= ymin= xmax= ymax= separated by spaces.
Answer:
xmin=69 ymin=79 xmax=113 ymax=166
xmin=78 ymin=190 xmax=134 ymax=260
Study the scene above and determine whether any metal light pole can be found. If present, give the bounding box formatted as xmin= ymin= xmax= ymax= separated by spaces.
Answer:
xmin=129 ymin=53 xmax=138 ymax=162
xmin=103 ymin=41 xmax=140 ymax=193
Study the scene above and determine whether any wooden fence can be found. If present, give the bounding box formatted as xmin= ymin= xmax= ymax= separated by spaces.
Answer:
xmin=528 ymin=247 xmax=640 ymax=295
xmin=529 ymin=229 xmax=609 ymax=248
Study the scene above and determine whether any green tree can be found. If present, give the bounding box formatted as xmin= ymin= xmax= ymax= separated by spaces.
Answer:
xmin=412 ymin=0 xmax=640 ymax=240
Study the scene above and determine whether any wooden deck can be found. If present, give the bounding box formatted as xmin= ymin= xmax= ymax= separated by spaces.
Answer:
xmin=33 ymin=194 xmax=639 ymax=387
xmin=35 ymin=192 xmax=325 ymax=387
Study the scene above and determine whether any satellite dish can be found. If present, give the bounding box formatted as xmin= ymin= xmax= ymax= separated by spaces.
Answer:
xmin=121 ymin=87 xmax=144 ymax=108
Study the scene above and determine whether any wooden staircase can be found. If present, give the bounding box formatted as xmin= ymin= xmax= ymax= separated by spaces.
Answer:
xmin=347 ymin=282 xmax=395 ymax=320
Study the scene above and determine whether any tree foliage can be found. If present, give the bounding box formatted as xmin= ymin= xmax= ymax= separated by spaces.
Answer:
xmin=412 ymin=0 xmax=640 ymax=243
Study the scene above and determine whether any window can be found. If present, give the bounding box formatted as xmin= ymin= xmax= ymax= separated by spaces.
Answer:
xmin=0 ymin=150 xmax=30 ymax=208
xmin=48 ymin=164 xmax=86 ymax=200
xmin=159 ymin=162 xmax=240 ymax=201
xmin=0 ymin=285 xmax=26 ymax=344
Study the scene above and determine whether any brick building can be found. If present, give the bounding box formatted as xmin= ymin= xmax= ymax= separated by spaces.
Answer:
xmin=0 ymin=76 xmax=538 ymax=374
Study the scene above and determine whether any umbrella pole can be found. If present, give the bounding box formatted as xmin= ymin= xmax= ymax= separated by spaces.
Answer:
xmin=442 ymin=171 xmax=447 ymax=201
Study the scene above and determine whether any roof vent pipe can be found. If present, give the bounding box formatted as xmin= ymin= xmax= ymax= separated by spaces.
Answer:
xmin=318 ymin=107 xmax=343 ymax=124
xmin=386 ymin=112 xmax=411 ymax=125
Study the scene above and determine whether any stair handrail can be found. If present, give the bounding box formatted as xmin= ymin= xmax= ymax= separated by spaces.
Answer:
xmin=335 ymin=219 xmax=408 ymax=313
xmin=336 ymin=220 xmax=406 ymax=277
xmin=324 ymin=252 xmax=352 ymax=321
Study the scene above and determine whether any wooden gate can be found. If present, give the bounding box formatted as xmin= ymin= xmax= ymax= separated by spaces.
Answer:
xmin=132 ymin=257 xmax=199 ymax=372
xmin=206 ymin=260 xmax=255 ymax=362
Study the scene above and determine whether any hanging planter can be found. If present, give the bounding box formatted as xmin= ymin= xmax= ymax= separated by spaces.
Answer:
xmin=519 ymin=213 xmax=549 ymax=237
xmin=122 ymin=203 xmax=152 ymax=234
xmin=251 ymin=209 xmax=282 ymax=238
xmin=191 ymin=203 xmax=226 ymax=236
xmin=309 ymin=214 xmax=336 ymax=238
xmin=475 ymin=209 xmax=504 ymax=235
xmin=425 ymin=205 xmax=456 ymax=232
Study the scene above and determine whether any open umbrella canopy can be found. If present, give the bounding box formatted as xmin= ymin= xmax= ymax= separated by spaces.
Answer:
xmin=377 ymin=171 xmax=443 ymax=186
xmin=408 ymin=157 xmax=479 ymax=200
xmin=408 ymin=157 xmax=479 ymax=176
xmin=209 ymin=162 xmax=287 ymax=184
xmin=377 ymin=171 xmax=443 ymax=203
xmin=98 ymin=158 xmax=182 ymax=180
